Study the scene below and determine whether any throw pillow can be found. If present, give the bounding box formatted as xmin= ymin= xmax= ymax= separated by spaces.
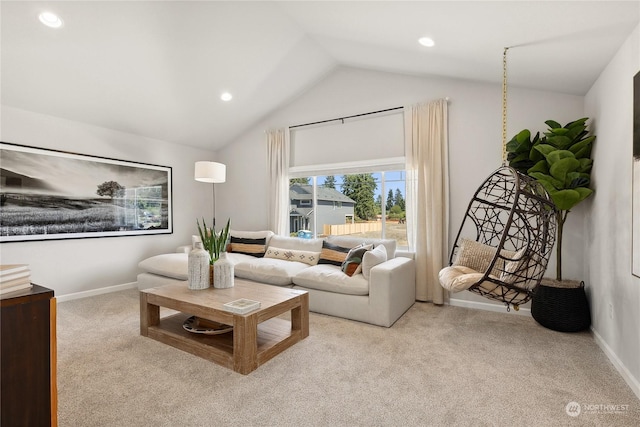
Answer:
xmin=453 ymin=238 xmax=515 ymax=277
xmin=340 ymin=244 xmax=373 ymax=276
xmin=318 ymin=241 xmax=352 ymax=266
xmin=229 ymin=236 xmax=268 ymax=257
xmin=264 ymin=247 xmax=320 ymax=266
xmin=361 ymin=244 xmax=388 ymax=280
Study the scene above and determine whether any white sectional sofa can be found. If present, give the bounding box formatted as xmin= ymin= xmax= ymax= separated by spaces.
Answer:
xmin=137 ymin=230 xmax=416 ymax=327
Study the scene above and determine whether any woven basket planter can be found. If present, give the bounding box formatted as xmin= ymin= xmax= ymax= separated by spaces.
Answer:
xmin=531 ymin=279 xmax=591 ymax=332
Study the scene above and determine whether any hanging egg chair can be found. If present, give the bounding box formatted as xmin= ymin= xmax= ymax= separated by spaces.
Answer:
xmin=438 ymin=48 xmax=557 ymax=310
xmin=439 ymin=166 xmax=557 ymax=310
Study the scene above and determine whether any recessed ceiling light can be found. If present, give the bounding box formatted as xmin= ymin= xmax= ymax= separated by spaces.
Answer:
xmin=220 ymin=92 xmax=233 ymax=102
xmin=39 ymin=12 xmax=63 ymax=28
xmin=418 ymin=37 xmax=435 ymax=47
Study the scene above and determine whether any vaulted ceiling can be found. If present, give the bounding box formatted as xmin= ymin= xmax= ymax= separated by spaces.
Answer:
xmin=2 ymin=1 xmax=638 ymax=150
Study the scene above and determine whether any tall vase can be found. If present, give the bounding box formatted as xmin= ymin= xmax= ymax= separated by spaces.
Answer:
xmin=188 ymin=242 xmax=210 ymax=290
xmin=213 ymin=252 xmax=234 ymax=289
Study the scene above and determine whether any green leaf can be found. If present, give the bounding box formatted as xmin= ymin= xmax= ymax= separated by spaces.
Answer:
xmin=565 ymin=117 xmax=588 ymax=129
xmin=546 ymin=150 xmax=576 ymax=165
xmin=530 ymin=172 xmax=563 ymax=191
xmin=527 ymin=160 xmax=549 ymax=175
xmin=550 ymin=189 xmax=583 ymax=211
xmin=511 ymin=152 xmax=532 ymax=164
xmin=516 ymin=129 xmax=531 ymax=144
xmin=577 ymin=158 xmax=593 ymax=173
xmin=567 ymin=172 xmax=590 ymax=188
xmin=570 ymin=139 xmax=594 ymax=160
xmin=533 ymin=144 xmax=556 ymax=158
xmin=545 ymin=135 xmax=573 ymax=149
xmin=545 ymin=120 xmax=562 ymax=129
xmin=574 ymin=187 xmax=593 ymax=201
xmin=548 ymin=128 xmax=570 ymax=136
xmin=549 ymin=157 xmax=581 ymax=184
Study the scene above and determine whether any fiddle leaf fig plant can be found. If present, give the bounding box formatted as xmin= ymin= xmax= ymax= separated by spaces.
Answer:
xmin=507 ymin=118 xmax=595 ymax=281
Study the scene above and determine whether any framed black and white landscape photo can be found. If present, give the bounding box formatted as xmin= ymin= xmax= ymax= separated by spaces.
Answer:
xmin=0 ymin=142 xmax=172 ymax=242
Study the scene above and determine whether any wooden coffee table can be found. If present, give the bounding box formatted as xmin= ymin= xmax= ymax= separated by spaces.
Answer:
xmin=140 ymin=279 xmax=309 ymax=374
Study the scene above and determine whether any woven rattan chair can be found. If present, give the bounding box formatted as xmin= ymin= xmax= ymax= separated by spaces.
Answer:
xmin=439 ymin=166 xmax=557 ymax=310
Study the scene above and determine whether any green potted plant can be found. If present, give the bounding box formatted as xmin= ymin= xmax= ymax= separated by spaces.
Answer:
xmin=506 ymin=118 xmax=595 ymax=331
xmin=196 ymin=218 xmax=230 ymax=264
xmin=507 ymin=117 xmax=595 ymax=281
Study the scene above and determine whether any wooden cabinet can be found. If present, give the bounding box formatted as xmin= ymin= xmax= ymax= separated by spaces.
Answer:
xmin=1 ymin=284 xmax=57 ymax=427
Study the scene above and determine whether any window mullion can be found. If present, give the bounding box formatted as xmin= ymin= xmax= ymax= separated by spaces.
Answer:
xmin=312 ymin=176 xmax=318 ymax=237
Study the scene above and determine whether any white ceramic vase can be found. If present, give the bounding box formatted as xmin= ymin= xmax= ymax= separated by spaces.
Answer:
xmin=213 ymin=252 xmax=234 ymax=289
xmin=188 ymin=242 xmax=210 ymax=290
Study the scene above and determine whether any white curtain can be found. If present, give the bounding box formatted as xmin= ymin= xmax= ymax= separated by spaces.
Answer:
xmin=404 ymin=99 xmax=449 ymax=304
xmin=266 ymin=128 xmax=290 ymax=235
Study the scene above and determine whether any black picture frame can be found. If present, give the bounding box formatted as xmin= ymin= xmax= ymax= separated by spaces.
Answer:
xmin=0 ymin=142 xmax=172 ymax=242
xmin=633 ymin=71 xmax=640 ymax=277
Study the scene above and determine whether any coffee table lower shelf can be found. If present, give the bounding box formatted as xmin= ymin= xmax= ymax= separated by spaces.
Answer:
xmin=146 ymin=313 xmax=300 ymax=371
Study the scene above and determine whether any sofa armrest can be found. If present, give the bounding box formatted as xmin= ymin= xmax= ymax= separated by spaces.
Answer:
xmin=368 ymin=257 xmax=416 ymax=326
xmin=177 ymin=245 xmax=192 ymax=254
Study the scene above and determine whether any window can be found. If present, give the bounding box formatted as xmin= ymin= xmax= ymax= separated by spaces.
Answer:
xmin=288 ymin=110 xmax=406 ymax=246
xmin=288 ymin=171 xmax=407 ymax=248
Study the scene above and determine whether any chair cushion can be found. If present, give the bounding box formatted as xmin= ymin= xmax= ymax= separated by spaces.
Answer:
xmin=438 ymin=265 xmax=484 ymax=292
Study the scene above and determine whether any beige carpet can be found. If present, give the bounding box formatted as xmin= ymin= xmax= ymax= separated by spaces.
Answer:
xmin=57 ymin=288 xmax=638 ymax=426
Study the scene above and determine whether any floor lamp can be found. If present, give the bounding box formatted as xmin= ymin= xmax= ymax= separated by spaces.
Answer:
xmin=194 ymin=161 xmax=226 ymax=227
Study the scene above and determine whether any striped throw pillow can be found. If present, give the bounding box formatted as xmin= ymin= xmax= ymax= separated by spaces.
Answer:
xmin=318 ymin=241 xmax=352 ymax=266
xmin=229 ymin=236 xmax=267 ymax=258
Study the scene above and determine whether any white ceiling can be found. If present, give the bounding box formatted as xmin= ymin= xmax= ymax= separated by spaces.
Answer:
xmin=2 ymin=1 xmax=639 ymax=151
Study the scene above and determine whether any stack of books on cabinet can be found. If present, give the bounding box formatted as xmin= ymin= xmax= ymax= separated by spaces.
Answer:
xmin=0 ymin=264 xmax=32 ymax=295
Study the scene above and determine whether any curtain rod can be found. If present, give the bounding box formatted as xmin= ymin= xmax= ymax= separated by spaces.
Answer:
xmin=289 ymin=106 xmax=404 ymax=129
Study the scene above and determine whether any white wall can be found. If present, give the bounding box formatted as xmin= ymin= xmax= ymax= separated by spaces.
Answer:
xmin=217 ymin=66 xmax=585 ymax=309
xmin=0 ymin=106 xmax=216 ymax=297
xmin=584 ymin=24 xmax=640 ymax=398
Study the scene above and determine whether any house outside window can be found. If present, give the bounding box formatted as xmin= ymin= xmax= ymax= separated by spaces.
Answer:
xmin=288 ymin=171 xmax=407 ymax=248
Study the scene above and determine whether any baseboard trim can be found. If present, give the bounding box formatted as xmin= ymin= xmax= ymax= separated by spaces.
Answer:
xmin=591 ymin=327 xmax=640 ymax=401
xmin=57 ymin=282 xmax=138 ymax=303
xmin=447 ymin=297 xmax=532 ymax=316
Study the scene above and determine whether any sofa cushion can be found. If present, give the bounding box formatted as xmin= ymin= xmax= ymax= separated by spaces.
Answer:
xmin=318 ymin=241 xmax=353 ymax=266
xmin=138 ymin=253 xmax=188 ymax=280
xmin=293 ymin=265 xmax=369 ymax=296
xmin=361 ymin=244 xmax=388 ymax=280
xmin=326 ymin=235 xmax=397 ymax=259
xmin=264 ymin=247 xmax=320 ymax=266
xmin=233 ymin=257 xmax=310 ymax=286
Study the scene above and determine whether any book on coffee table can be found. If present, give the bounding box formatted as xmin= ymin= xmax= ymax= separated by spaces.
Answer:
xmin=223 ymin=298 xmax=261 ymax=314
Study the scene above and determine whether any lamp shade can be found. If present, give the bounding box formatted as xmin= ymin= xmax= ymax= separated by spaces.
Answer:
xmin=194 ymin=161 xmax=226 ymax=183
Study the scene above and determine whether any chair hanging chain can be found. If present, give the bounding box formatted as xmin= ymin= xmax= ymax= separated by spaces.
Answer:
xmin=502 ymin=47 xmax=509 ymax=166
